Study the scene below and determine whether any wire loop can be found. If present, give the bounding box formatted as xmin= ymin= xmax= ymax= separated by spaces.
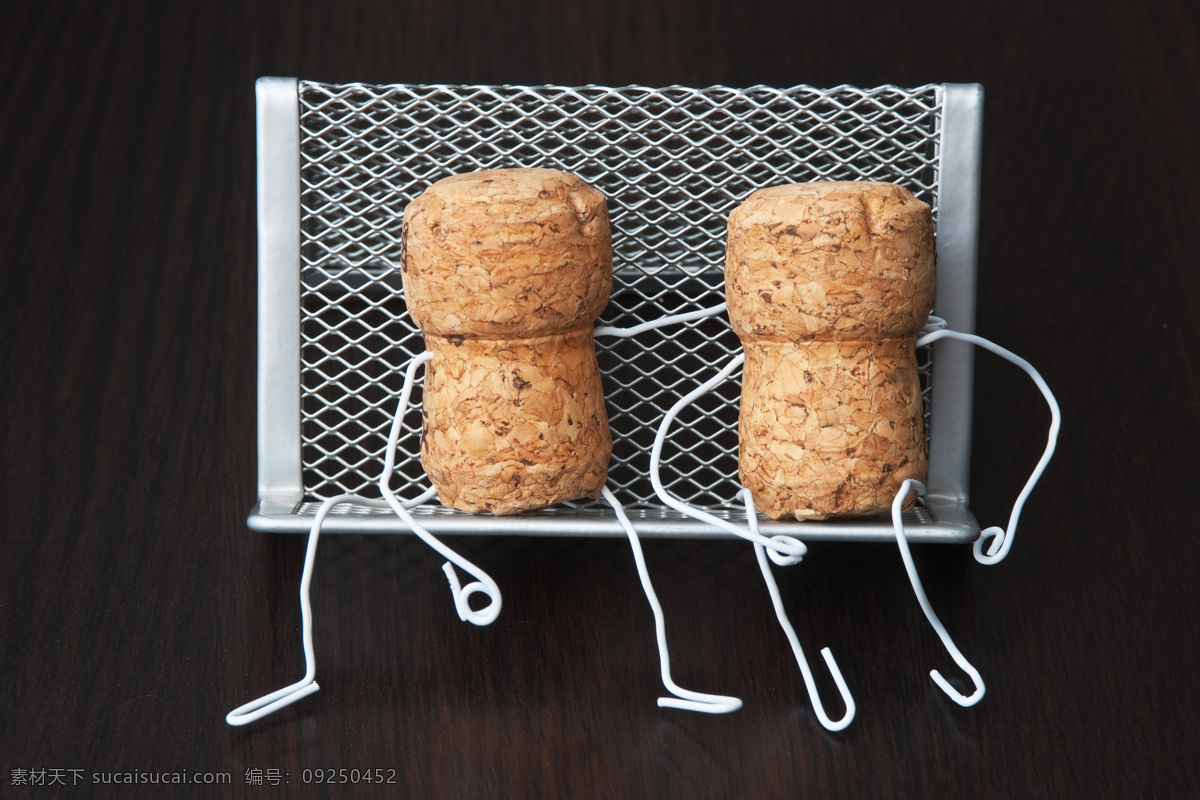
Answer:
xmin=378 ymin=351 xmax=503 ymax=627
xmin=649 ymin=352 xmax=810 ymax=566
xmin=228 ymin=350 xmax=502 ymax=725
xmin=916 ymin=327 xmax=1061 ymax=565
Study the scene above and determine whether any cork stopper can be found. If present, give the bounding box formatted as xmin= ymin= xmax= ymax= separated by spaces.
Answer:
xmin=401 ymin=169 xmax=613 ymax=515
xmin=402 ymin=168 xmax=612 ymax=338
xmin=725 ymin=181 xmax=935 ymax=520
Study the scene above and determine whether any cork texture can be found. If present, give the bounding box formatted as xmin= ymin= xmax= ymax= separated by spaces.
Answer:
xmin=420 ymin=329 xmax=611 ymax=515
xmin=402 ymin=168 xmax=612 ymax=338
xmin=725 ymin=181 xmax=935 ymax=520
xmin=401 ymin=169 xmax=612 ymax=514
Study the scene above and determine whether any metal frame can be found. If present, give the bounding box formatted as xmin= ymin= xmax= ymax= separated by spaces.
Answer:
xmin=248 ymin=79 xmax=984 ymax=542
xmin=254 ymin=77 xmax=304 ymax=517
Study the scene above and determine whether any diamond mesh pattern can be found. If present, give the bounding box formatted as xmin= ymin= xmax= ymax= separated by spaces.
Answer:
xmin=297 ymin=82 xmax=943 ymax=511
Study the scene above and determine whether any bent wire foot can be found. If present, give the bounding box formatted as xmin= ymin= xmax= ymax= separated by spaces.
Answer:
xmin=226 ymin=488 xmax=438 ymax=726
xmin=602 ymin=487 xmax=742 ymax=714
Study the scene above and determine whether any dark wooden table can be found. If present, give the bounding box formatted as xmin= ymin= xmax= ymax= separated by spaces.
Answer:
xmin=4 ymin=0 xmax=1198 ymax=796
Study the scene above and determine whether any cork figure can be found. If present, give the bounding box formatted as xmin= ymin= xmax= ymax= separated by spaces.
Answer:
xmin=401 ymin=168 xmax=613 ymax=515
xmin=725 ymin=181 xmax=936 ymax=520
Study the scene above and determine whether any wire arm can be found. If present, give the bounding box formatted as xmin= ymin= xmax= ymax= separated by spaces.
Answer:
xmin=916 ymin=326 xmax=1061 ymax=565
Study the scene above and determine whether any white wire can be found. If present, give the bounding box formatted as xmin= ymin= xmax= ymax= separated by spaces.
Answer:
xmin=225 ymin=486 xmax=438 ymax=726
xmin=601 ymin=486 xmax=743 ymax=714
xmin=648 ymin=352 xmax=808 ymax=564
xmin=645 ymin=319 xmax=1056 ymax=718
xmin=594 ymin=302 xmax=727 ymax=338
xmin=229 ymin=313 xmax=1050 ymax=724
xmin=377 ymin=351 xmax=502 ymax=627
xmin=738 ymin=489 xmax=856 ymax=731
xmin=890 ymin=479 xmax=986 ymax=707
xmin=643 ymin=350 xmax=854 ymax=727
xmin=916 ymin=328 xmax=1061 ymax=565
xmin=227 ymin=350 xmax=502 ymax=726
xmin=921 ymin=315 xmax=948 ymax=333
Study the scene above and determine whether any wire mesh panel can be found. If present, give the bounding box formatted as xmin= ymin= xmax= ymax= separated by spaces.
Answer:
xmin=294 ymin=82 xmax=944 ymax=520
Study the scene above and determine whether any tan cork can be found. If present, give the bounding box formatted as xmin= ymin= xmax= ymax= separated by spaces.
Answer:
xmin=725 ymin=181 xmax=935 ymax=520
xmin=401 ymin=169 xmax=613 ymax=515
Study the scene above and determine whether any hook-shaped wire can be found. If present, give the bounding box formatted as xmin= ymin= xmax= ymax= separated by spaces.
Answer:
xmin=891 ymin=479 xmax=986 ymax=707
xmin=378 ymin=351 xmax=502 ymax=627
xmin=602 ymin=486 xmax=743 ymax=714
xmin=739 ymin=489 xmax=856 ymax=731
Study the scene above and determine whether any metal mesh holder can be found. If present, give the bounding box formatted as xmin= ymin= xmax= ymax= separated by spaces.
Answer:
xmin=249 ymin=79 xmax=983 ymax=541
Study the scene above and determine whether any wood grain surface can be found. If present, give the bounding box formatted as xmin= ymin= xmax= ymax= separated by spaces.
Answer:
xmin=3 ymin=0 xmax=1198 ymax=797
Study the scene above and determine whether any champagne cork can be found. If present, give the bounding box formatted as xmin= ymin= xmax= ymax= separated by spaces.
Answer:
xmin=401 ymin=169 xmax=613 ymax=515
xmin=725 ymin=181 xmax=935 ymax=520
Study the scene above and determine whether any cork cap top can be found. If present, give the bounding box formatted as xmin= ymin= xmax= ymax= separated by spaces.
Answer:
xmin=725 ymin=181 xmax=935 ymax=341
xmin=401 ymin=169 xmax=612 ymax=338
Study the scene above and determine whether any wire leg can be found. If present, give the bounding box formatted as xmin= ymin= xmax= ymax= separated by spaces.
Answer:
xmin=602 ymin=486 xmax=742 ymax=714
